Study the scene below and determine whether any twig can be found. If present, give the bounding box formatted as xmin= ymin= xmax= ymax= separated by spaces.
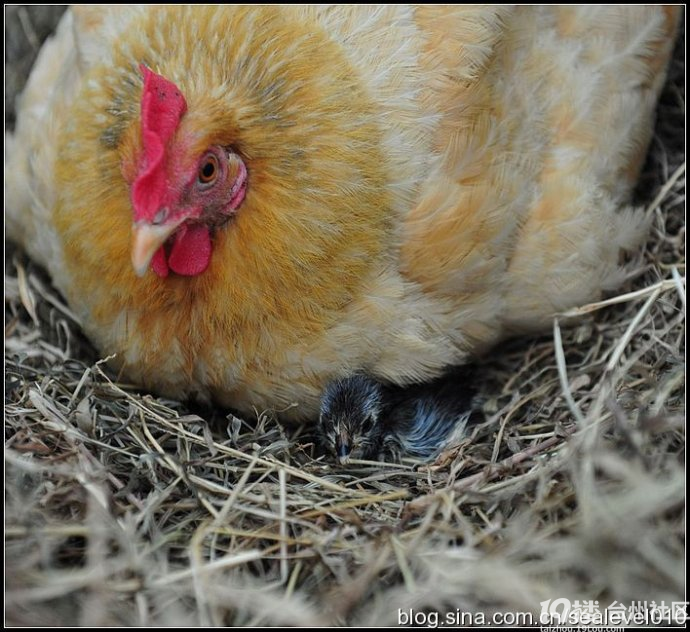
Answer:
xmin=553 ymin=319 xmax=587 ymax=426
xmin=559 ymin=278 xmax=680 ymax=317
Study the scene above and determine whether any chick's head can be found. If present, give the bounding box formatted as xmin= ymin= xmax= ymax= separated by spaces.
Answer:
xmin=318 ymin=375 xmax=384 ymax=464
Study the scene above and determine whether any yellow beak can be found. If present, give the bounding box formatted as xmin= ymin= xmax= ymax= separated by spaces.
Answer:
xmin=131 ymin=221 xmax=180 ymax=277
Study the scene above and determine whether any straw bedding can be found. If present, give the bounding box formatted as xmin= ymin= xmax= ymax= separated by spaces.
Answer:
xmin=5 ymin=7 xmax=685 ymax=626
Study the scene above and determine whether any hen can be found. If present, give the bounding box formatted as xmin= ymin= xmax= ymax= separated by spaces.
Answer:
xmin=6 ymin=6 xmax=680 ymax=421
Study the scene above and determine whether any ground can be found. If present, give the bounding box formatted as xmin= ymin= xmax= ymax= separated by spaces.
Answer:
xmin=4 ymin=7 xmax=686 ymax=627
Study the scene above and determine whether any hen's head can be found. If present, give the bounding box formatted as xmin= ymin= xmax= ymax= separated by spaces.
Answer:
xmin=53 ymin=6 xmax=406 ymax=417
xmin=130 ymin=66 xmax=247 ymax=277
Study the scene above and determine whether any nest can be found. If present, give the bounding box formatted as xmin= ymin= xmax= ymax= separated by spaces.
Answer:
xmin=5 ymin=7 xmax=685 ymax=626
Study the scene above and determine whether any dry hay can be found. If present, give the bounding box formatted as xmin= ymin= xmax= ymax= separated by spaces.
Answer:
xmin=4 ymin=7 xmax=685 ymax=627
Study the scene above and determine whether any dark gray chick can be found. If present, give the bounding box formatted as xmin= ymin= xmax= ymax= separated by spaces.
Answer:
xmin=318 ymin=369 xmax=479 ymax=464
xmin=317 ymin=374 xmax=385 ymax=464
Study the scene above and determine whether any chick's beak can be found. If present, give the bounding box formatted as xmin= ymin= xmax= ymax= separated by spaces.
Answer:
xmin=336 ymin=431 xmax=351 ymax=465
xmin=131 ymin=221 xmax=180 ymax=277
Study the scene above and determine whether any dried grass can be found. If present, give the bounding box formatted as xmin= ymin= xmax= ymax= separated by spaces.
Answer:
xmin=4 ymin=8 xmax=685 ymax=627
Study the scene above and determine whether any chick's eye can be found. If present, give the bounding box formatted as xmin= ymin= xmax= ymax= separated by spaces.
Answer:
xmin=198 ymin=154 xmax=219 ymax=185
xmin=360 ymin=414 xmax=376 ymax=435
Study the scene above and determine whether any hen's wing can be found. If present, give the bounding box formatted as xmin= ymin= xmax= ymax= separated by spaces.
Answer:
xmin=5 ymin=6 xmax=133 ymax=277
xmin=401 ymin=5 xmax=681 ymax=338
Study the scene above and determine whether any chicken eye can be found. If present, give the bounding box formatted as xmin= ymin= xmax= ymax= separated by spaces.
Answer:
xmin=198 ymin=154 xmax=219 ymax=185
xmin=360 ymin=414 xmax=376 ymax=436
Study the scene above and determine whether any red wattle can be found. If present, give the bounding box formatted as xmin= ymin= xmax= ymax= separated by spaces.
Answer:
xmin=167 ymin=225 xmax=213 ymax=276
xmin=151 ymin=247 xmax=170 ymax=277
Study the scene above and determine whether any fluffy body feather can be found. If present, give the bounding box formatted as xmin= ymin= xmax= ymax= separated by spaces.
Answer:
xmin=6 ymin=6 xmax=680 ymax=421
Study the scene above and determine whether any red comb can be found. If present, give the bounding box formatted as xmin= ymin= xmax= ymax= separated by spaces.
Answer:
xmin=131 ymin=65 xmax=187 ymax=222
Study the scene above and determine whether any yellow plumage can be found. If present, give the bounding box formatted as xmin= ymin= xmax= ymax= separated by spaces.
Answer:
xmin=6 ymin=5 xmax=680 ymax=420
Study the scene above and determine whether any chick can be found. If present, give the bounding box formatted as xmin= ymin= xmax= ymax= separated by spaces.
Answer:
xmin=318 ymin=375 xmax=386 ymax=464
xmin=318 ymin=371 xmax=478 ymax=464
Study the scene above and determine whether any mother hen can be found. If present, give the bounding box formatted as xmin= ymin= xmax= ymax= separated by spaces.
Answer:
xmin=6 ymin=6 xmax=680 ymax=420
